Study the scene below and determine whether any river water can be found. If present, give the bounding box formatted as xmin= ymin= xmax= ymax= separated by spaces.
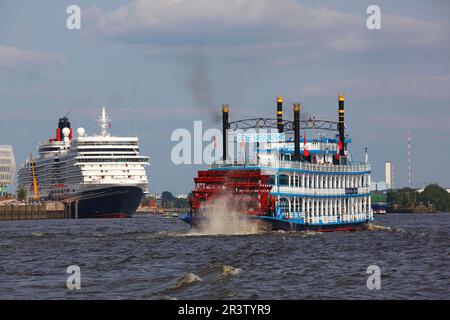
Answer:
xmin=0 ymin=213 xmax=448 ymax=299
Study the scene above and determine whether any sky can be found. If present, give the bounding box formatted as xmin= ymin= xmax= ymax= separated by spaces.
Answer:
xmin=0 ymin=0 xmax=449 ymax=194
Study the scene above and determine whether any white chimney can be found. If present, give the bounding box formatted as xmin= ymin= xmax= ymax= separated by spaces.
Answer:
xmin=385 ymin=161 xmax=392 ymax=189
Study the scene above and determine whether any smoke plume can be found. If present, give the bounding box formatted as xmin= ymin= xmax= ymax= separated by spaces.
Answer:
xmin=186 ymin=53 xmax=221 ymax=123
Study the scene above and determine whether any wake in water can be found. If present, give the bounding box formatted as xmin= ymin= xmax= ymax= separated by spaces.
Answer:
xmin=367 ymin=224 xmax=408 ymax=234
xmin=158 ymin=264 xmax=242 ymax=299
xmin=169 ymin=273 xmax=203 ymax=290
xmin=192 ymin=196 xmax=267 ymax=236
xmin=31 ymin=232 xmax=48 ymax=238
xmin=218 ymin=265 xmax=242 ymax=279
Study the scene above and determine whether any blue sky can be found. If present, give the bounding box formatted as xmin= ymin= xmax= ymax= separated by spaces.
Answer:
xmin=1 ymin=0 xmax=449 ymax=194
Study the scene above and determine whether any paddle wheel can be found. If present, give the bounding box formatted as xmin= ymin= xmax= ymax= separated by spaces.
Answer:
xmin=189 ymin=170 xmax=275 ymax=216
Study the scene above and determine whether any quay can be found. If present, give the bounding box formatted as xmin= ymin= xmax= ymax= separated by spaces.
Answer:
xmin=0 ymin=202 xmax=66 ymax=221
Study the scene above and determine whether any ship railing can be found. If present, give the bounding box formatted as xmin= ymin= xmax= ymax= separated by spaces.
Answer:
xmin=275 ymin=186 xmax=371 ymax=196
xmin=302 ymin=213 xmax=368 ymax=225
xmin=210 ymin=159 xmax=370 ymax=173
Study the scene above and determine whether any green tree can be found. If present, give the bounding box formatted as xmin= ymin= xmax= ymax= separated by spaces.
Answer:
xmin=387 ymin=188 xmax=416 ymax=207
xmin=174 ymin=197 xmax=189 ymax=208
xmin=17 ymin=187 xmax=27 ymax=202
xmin=418 ymin=184 xmax=450 ymax=212
xmin=161 ymin=191 xmax=175 ymax=208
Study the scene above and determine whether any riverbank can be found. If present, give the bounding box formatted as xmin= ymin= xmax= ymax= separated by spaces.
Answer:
xmin=387 ymin=204 xmax=437 ymax=213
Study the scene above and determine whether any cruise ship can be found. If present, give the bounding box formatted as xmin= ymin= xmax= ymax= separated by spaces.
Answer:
xmin=17 ymin=108 xmax=150 ymax=218
xmin=181 ymin=95 xmax=373 ymax=232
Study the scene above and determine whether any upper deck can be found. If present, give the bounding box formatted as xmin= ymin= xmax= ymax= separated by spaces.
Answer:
xmin=211 ymin=159 xmax=370 ymax=174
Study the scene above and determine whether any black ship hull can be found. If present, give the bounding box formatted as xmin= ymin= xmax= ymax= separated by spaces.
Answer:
xmin=67 ymin=186 xmax=144 ymax=218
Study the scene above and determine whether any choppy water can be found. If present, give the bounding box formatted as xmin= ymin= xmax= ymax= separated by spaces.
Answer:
xmin=0 ymin=213 xmax=448 ymax=299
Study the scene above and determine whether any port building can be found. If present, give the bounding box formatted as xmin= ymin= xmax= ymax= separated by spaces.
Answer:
xmin=0 ymin=145 xmax=16 ymax=196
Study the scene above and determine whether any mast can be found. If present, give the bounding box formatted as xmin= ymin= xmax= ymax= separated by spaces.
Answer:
xmin=98 ymin=107 xmax=111 ymax=136
xmin=407 ymin=129 xmax=412 ymax=188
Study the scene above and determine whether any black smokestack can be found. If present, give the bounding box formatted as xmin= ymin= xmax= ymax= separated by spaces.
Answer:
xmin=338 ymin=94 xmax=346 ymax=159
xmin=222 ymin=104 xmax=229 ymax=161
xmin=293 ymin=103 xmax=301 ymax=161
xmin=277 ymin=96 xmax=283 ymax=133
xmin=58 ymin=116 xmax=71 ymax=141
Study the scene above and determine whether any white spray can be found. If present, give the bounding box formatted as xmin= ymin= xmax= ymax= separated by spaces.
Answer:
xmin=193 ymin=195 xmax=266 ymax=235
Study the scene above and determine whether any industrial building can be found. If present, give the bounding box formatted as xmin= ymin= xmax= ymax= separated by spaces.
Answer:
xmin=370 ymin=161 xmax=393 ymax=192
xmin=0 ymin=145 xmax=16 ymax=196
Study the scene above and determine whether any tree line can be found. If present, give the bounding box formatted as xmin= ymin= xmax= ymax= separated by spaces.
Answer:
xmin=387 ymin=184 xmax=450 ymax=213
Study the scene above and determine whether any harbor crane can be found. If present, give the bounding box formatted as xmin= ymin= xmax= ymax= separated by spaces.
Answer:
xmin=30 ymin=153 xmax=40 ymax=202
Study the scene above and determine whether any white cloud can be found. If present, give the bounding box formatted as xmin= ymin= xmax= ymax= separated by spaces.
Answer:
xmin=92 ymin=0 xmax=358 ymax=37
xmin=88 ymin=0 xmax=450 ymax=58
xmin=0 ymin=45 xmax=66 ymax=70
xmin=297 ymin=74 xmax=450 ymax=100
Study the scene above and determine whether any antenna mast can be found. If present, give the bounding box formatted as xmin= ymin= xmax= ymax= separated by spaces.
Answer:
xmin=407 ymin=129 xmax=412 ymax=188
xmin=98 ymin=107 xmax=111 ymax=136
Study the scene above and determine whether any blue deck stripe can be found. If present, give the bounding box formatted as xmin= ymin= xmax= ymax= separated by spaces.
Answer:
xmin=211 ymin=166 xmax=370 ymax=175
xmin=270 ymin=191 xmax=371 ymax=198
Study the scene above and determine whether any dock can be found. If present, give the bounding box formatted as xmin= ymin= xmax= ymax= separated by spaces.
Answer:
xmin=0 ymin=202 xmax=66 ymax=221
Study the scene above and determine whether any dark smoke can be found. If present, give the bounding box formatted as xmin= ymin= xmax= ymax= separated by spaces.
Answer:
xmin=186 ymin=53 xmax=221 ymax=123
xmin=300 ymin=110 xmax=314 ymax=121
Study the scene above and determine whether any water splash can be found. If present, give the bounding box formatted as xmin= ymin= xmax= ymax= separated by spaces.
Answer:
xmin=367 ymin=224 xmax=391 ymax=231
xmin=31 ymin=232 xmax=48 ymax=238
xmin=193 ymin=196 xmax=267 ymax=235
xmin=155 ymin=294 xmax=178 ymax=300
xmin=169 ymin=273 xmax=203 ymax=291
xmin=300 ymin=231 xmax=321 ymax=237
xmin=367 ymin=224 xmax=407 ymax=234
xmin=219 ymin=265 xmax=242 ymax=279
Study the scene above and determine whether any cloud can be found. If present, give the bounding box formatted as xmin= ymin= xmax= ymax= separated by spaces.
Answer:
xmin=89 ymin=0 xmax=361 ymax=48
xmin=0 ymin=45 xmax=66 ymax=70
xmin=87 ymin=0 xmax=450 ymax=64
xmin=297 ymin=74 xmax=450 ymax=100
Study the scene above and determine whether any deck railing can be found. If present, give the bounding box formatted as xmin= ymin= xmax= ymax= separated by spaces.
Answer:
xmin=210 ymin=159 xmax=370 ymax=173
xmin=275 ymin=186 xmax=371 ymax=196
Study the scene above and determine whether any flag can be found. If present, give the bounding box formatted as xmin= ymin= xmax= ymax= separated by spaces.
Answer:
xmin=336 ymin=139 xmax=342 ymax=160
xmin=303 ymin=133 xmax=309 ymax=157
